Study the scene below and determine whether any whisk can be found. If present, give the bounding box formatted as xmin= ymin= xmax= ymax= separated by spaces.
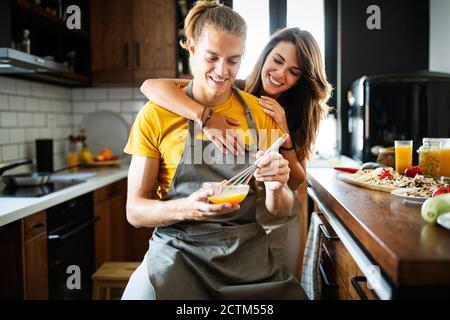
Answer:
xmin=222 ymin=134 xmax=289 ymax=186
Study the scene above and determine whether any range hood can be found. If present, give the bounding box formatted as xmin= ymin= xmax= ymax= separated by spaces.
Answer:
xmin=0 ymin=48 xmax=65 ymax=73
xmin=0 ymin=48 xmax=88 ymax=86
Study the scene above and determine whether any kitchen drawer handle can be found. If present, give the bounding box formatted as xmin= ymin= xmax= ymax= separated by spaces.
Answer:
xmin=124 ymin=43 xmax=129 ymax=67
xmin=107 ymin=186 xmax=118 ymax=196
xmin=351 ymin=276 xmax=369 ymax=300
xmin=319 ymin=223 xmax=340 ymax=241
xmin=319 ymin=262 xmax=338 ymax=288
xmin=32 ymin=222 xmax=45 ymax=229
xmin=135 ymin=42 xmax=140 ymax=67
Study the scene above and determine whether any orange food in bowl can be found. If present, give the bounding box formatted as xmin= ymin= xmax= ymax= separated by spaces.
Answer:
xmin=202 ymin=182 xmax=250 ymax=205
xmin=208 ymin=192 xmax=248 ymax=205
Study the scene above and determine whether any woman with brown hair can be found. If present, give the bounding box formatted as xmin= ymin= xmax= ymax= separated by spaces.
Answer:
xmin=122 ymin=1 xmax=306 ymax=299
xmin=141 ymin=27 xmax=332 ymax=191
xmin=140 ymin=26 xmax=333 ymax=272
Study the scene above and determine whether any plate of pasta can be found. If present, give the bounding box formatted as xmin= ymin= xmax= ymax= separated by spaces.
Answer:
xmin=390 ymin=187 xmax=436 ymax=204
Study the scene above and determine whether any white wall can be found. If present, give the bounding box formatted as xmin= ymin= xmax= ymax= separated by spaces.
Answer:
xmin=429 ymin=0 xmax=450 ymax=73
xmin=0 ymin=76 xmax=146 ymax=173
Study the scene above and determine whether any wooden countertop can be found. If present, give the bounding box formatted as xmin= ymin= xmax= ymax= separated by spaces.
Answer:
xmin=307 ymin=168 xmax=450 ymax=286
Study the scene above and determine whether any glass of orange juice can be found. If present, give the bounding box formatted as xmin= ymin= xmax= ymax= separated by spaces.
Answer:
xmin=67 ymin=153 xmax=79 ymax=172
xmin=202 ymin=182 xmax=249 ymax=205
xmin=395 ymin=140 xmax=413 ymax=174
xmin=440 ymin=139 xmax=450 ymax=177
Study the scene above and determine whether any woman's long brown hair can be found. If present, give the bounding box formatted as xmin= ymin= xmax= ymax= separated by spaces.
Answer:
xmin=244 ymin=28 xmax=332 ymax=161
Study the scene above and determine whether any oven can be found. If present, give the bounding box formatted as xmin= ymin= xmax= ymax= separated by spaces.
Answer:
xmin=46 ymin=193 xmax=96 ymax=300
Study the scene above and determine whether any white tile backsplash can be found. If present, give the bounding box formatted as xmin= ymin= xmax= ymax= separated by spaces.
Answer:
xmin=18 ymin=113 xmax=33 ymax=127
xmin=73 ymin=102 xmax=96 ymax=113
xmin=2 ymin=145 xmax=19 ymax=161
xmin=31 ymin=82 xmax=46 ymax=98
xmin=0 ymin=77 xmax=16 ymax=94
xmin=97 ymin=101 xmax=120 ymax=112
xmin=84 ymin=88 xmax=108 ymax=100
xmin=0 ymin=94 xmax=8 ymax=110
xmin=9 ymin=128 xmax=26 ymax=143
xmin=9 ymin=96 xmax=25 ymax=110
xmin=1 ymin=112 xmax=17 ymax=127
xmin=0 ymin=76 xmax=143 ymax=168
xmin=16 ymin=80 xmax=32 ymax=96
xmin=108 ymin=88 xmax=133 ymax=100
xmin=32 ymin=113 xmax=47 ymax=126
xmin=0 ymin=128 xmax=10 ymax=144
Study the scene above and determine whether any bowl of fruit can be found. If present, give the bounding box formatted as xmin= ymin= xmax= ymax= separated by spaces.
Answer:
xmin=88 ymin=148 xmax=120 ymax=166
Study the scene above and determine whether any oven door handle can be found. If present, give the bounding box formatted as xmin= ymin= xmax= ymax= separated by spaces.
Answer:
xmin=48 ymin=217 xmax=99 ymax=241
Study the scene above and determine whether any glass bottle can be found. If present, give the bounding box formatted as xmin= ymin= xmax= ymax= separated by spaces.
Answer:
xmin=20 ymin=29 xmax=31 ymax=54
xmin=440 ymin=138 xmax=450 ymax=177
xmin=417 ymin=138 xmax=441 ymax=177
xmin=67 ymin=135 xmax=80 ymax=172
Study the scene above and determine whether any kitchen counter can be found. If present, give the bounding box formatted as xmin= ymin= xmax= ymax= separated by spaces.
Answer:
xmin=308 ymin=168 xmax=450 ymax=287
xmin=0 ymin=163 xmax=129 ymax=227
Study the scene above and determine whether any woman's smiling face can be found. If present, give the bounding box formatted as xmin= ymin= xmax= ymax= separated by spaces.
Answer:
xmin=261 ymin=41 xmax=302 ymax=98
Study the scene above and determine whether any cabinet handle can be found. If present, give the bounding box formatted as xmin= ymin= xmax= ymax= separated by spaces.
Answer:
xmin=351 ymin=276 xmax=369 ymax=300
xmin=107 ymin=186 xmax=118 ymax=196
xmin=319 ymin=223 xmax=340 ymax=241
xmin=135 ymin=42 xmax=140 ymax=67
xmin=32 ymin=222 xmax=45 ymax=229
xmin=319 ymin=262 xmax=338 ymax=288
xmin=124 ymin=43 xmax=129 ymax=67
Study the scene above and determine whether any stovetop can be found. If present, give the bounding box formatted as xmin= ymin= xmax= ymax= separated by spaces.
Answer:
xmin=0 ymin=180 xmax=84 ymax=197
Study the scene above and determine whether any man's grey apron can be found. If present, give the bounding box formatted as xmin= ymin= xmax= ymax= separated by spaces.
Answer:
xmin=146 ymin=83 xmax=306 ymax=299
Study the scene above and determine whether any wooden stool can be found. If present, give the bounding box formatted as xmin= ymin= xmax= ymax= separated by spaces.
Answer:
xmin=92 ymin=262 xmax=140 ymax=300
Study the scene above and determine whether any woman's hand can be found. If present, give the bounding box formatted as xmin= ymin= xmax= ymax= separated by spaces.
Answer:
xmin=184 ymin=188 xmax=240 ymax=221
xmin=253 ymin=150 xmax=290 ymax=191
xmin=203 ymin=112 xmax=245 ymax=155
xmin=258 ymin=96 xmax=289 ymax=134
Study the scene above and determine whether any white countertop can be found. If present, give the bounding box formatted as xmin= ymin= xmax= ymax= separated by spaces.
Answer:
xmin=0 ymin=165 xmax=129 ymax=227
xmin=0 ymin=155 xmax=359 ymax=228
xmin=307 ymin=155 xmax=361 ymax=168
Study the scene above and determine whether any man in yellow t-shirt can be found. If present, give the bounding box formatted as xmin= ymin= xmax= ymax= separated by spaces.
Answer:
xmin=124 ymin=88 xmax=280 ymax=200
xmin=121 ymin=1 xmax=305 ymax=300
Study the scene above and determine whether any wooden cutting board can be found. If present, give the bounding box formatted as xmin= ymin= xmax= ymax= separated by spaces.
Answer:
xmin=338 ymin=173 xmax=397 ymax=193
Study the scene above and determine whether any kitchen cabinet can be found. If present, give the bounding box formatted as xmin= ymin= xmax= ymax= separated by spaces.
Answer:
xmin=93 ymin=178 xmax=153 ymax=267
xmin=307 ymin=168 xmax=450 ymax=299
xmin=0 ymin=0 xmax=91 ymax=86
xmin=0 ymin=210 xmax=48 ymax=300
xmin=90 ymin=0 xmax=133 ymax=85
xmin=90 ymin=0 xmax=176 ymax=86
xmin=317 ymin=212 xmax=378 ymax=300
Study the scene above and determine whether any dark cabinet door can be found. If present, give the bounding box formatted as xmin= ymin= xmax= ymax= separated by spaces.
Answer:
xmin=132 ymin=0 xmax=177 ymax=85
xmin=94 ymin=199 xmax=111 ymax=268
xmin=90 ymin=0 xmax=133 ymax=84
xmin=24 ymin=229 xmax=49 ymax=299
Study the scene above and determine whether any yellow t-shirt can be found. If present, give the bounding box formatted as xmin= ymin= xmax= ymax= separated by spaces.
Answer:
xmin=124 ymin=89 xmax=281 ymax=199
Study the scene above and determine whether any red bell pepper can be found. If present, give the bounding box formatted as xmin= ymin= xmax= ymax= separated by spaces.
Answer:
xmin=333 ymin=167 xmax=359 ymax=174
xmin=432 ymin=186 xmax=450 ymax=197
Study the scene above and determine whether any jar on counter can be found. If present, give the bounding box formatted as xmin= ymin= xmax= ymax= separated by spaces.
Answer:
xmin=440 ymin=138 xmax=450 ymax=177
xmin=417 ymin=138 xmax=441 ymax=177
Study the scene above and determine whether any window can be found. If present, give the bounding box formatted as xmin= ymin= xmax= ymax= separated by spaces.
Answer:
xmin=287 ymin=0 xmax=325 ymax=60
xmin=287 ymin=0 xmax=336 ymax=158
xmin=233 ymin=0 xmax=270 ymax=79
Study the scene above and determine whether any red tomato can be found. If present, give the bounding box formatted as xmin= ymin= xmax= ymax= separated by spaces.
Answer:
xmin=432 ymin=186 xmax=450 ymax=197
xmin=404 ymin=166 xmax=423 ymax=178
